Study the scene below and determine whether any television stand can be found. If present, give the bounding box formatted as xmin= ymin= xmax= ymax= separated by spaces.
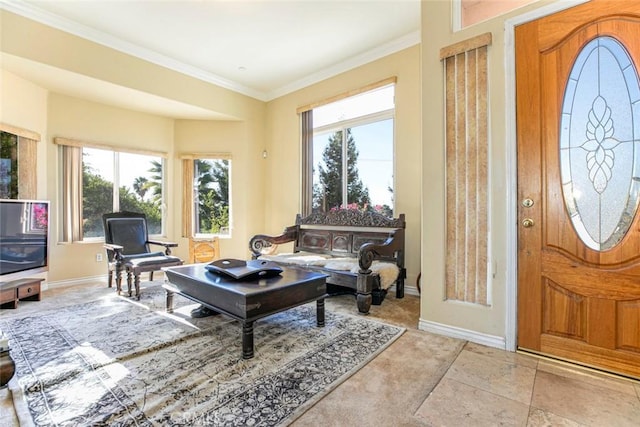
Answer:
xmin=0 ymin=278 xmax=43 ymax=309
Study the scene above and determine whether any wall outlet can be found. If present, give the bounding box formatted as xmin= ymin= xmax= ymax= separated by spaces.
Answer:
xmin=95 ymin=253 xmax=103 ymax=262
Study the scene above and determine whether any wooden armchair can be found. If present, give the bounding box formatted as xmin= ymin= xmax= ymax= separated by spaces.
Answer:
xmin=102 ymin=211 xmax=183 ymax=299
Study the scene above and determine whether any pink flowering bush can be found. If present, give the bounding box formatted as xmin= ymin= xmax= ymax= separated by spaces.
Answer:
xmin=329 ymin=203 xmax=392 ymax=216
xmin=32 ymin=203 xmax=48 ymax=229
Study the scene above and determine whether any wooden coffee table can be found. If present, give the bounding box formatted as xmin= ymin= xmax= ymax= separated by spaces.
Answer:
xmin=163 ymin=264 xmax=327 ymax=359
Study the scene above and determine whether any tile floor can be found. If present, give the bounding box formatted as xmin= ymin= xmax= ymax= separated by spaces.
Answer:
xmin=1 ymin=279 xmax=639 ymax=426
xmin=416 ymin=342 xmax=640 ymax=426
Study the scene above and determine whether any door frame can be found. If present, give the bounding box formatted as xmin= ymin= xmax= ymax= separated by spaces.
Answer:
xmin=504 ymin=0 xmax=589 ymax=351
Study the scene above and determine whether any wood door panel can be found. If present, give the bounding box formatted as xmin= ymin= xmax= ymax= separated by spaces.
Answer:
xmin=540 ymin=21 xmax=640 ymax=266
xmin=516 ymin=20 xmax=544 ymax=351
xmin=536 ymin=1 xmax=640 ymax=51
xmin=541 ymin=334 xmax=640 ymax=378
xmin=516 ymin=0 xmax=640 ymax=379
xmin=542 ymin=250 xmax=640 ymax=299
xmin=543 ymin=280 xmax=586 ymax=340
xmin=617 ymin=300 xmax=640 ymax=351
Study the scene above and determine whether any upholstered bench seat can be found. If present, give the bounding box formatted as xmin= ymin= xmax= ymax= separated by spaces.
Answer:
xmin=249 ymin=211 xmax=406 ymax=314
xmin=258 ymin=252 xmax=400 ymax=290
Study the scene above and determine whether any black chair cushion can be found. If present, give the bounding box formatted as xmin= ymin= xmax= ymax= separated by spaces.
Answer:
xmin=121 ymin=252 xmax=165 ymax=262
xmin=105 ymin=218 xmax=149 ymax=255
xmin=125 ymin=255 xmax=182 ymax=270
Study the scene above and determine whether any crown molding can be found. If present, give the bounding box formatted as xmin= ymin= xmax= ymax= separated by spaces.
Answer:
xmin=266 ymin=30 xmax=421 ymax=101
xmin=2 ymin=1 xmax=420 ymax=103
xmin=1 ymin=0 xmax=267 ymax=100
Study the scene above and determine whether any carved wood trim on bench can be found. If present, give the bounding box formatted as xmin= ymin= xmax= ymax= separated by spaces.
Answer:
xmin=249 ymin=210 xmax=406 ymax=314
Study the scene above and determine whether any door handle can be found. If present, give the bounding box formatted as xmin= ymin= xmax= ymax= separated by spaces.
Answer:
xmin=522 ymin=218 xmax=534 ymax=228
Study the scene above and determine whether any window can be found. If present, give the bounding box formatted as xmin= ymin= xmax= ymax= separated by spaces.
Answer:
xmin=181 ymin=155 xmax=231 ymax=238
xmin=303 ymin=82 xmax=395 ymax=216
xmin=457 ymin=0 xmax=536 ymax=29
xmin=57 ymin=138 xmax=167 ymax=242
xmin=0 ymin=131 xmax=18 ymax=199
xmin=82 ymin=148 xmax=164 ymax=237
xmin=0 ymin=125 xmax=40 ymax=200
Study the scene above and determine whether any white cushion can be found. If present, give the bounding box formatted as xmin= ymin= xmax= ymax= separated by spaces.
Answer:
xmin=258 ymin=253 xmax=399 ymax=290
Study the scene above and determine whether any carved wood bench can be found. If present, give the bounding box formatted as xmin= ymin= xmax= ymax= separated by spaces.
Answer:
xmin=249 ymin=210 xmax=406 ymax=314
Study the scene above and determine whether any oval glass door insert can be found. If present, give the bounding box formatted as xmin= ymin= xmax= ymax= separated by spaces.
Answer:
xmin=560 ymin=36 xmax=640 ymax=251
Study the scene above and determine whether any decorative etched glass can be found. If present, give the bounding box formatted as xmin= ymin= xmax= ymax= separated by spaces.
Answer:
xmin=560 ymin=36 xmax=640 ymax=251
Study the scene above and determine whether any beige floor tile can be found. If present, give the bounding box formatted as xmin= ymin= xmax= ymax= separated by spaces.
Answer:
xmin=0 ymin=387 xmax=18 ymax=427
xmin=536 ymin=359 xmax=640 ymax=397
xmin=526 ymin=407 xmax=585 ymax=426
xmin=464 ymin=343 xmax=539 ymax=369
xmin=293 ymin=330 xmax=465 ymax=427
xmin=5 ymin=279 xmax=640 ymax=426
xmin=444 ymin=348 xmax=537 ymax=405
xmin=531 ymin=370 xmax=640 ymax=426
xmin=415 ymin=377 xmax=529 ymax=427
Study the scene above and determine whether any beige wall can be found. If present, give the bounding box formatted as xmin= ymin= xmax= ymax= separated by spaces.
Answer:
xmin=7 ymin=89 xmax=266 ymax=283
xmin=0 ymin=70 xmax=48 ymax=199
xmin=174 ymin=119 xmax=267 ymax=261
xmin=420 ymin=0 xmax=569 ymax=343
xmin=1 ymin=10 xmax=267 ymax=284
xmin=3 ymin=1 xmax=572 ymax=343
xmin=2 ymin=9 xmax=421 ymax=289
xmin=1 ymin=10 xmax=255 ymax=120
xmin=265 ymin=45 xmax=422 ymax=290
xmin=45 ymin=94 xmax=175 ymax=281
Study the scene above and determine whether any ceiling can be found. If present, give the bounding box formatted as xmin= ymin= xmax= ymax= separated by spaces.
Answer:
xmin=2 ymin=1 xmax=420 ymax=118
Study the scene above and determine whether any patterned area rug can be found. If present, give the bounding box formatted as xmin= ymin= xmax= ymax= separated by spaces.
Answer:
xmin=1 ymin=285 xmax=404 ymax=426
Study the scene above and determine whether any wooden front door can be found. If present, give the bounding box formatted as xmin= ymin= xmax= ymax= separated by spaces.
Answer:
xmin=516 ymin=0 xmax=640 ymax=378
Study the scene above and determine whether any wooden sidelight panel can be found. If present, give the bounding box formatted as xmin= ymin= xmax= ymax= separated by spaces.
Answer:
xmin=441 ymin=33 xmax=492 ymax=305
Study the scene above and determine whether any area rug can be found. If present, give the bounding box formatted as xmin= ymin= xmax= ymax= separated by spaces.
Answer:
xmin=1 ymin=285 xmax=404 ymax=426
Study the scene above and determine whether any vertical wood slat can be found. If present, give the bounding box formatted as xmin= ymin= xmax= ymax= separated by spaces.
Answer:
xmin=17 ymin=137 xmax=37 ymax=200
xmin=61 ymin=145 xmax=83 ymax=242
xmin=466 ymin=49 xmax=478 ymax=303
xmin=182 ymin=159 xmax=194 ymax=238
xmin=301 ymin=111 xmax=313 ymax=216
xmin=455 ymin=52 xmax=467 ymax=301
xmin=445 ymin=55 xmax=458 ymax=301
xmin=443 ymin=37 xmax=490 ymax=305
xmin=476 ymin=46 xmax=489 ymax=304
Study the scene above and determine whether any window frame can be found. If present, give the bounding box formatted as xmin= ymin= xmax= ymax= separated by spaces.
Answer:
xmin=303 ymin=89 xmax=396 ymax=215
xmin=56 ymin=137 xmax=168 ymax=243
xmin=82 ymin=148 xmax=166 ymax=241
xmin=181 ymin=153 xmax=233 ymax=239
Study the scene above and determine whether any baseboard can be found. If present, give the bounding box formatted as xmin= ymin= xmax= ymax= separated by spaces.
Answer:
xmin=45 ymin=275 xmax=108 ymax=290
xmin=389 ymin=284 xmax=420 ymax=297
xmin=45 ymin=271 xmax=167 ymax=290
xmin=418 ymin=319 xmax=507 ymax=350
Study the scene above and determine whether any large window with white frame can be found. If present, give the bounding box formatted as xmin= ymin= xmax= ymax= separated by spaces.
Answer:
xmin=193 ymin=158 xmax=231 ymax=236
xmin=181 ymin=154 xmax=232 ymax=238
xmin=58 ymin=139 xmax=166 ymax=241
xmin=303 ymin=83 xmax=395 ymax=216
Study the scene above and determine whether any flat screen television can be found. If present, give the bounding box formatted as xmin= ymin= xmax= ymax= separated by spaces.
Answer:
xmin=0 ymin=199 xmax=49 ymax=278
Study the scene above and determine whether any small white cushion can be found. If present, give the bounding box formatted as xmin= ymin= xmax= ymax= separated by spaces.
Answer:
xmin=258 ymin=252 xmax=330 ymax=266
xmin=258 ymin=253 xmax=399 ymax=290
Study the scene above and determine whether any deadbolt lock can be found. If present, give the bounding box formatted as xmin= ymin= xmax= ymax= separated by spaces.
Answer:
xmin=522 ymin=218 xmax=534 ymax=228
xmin=522 ymin=198 xmax=534 ymax=208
